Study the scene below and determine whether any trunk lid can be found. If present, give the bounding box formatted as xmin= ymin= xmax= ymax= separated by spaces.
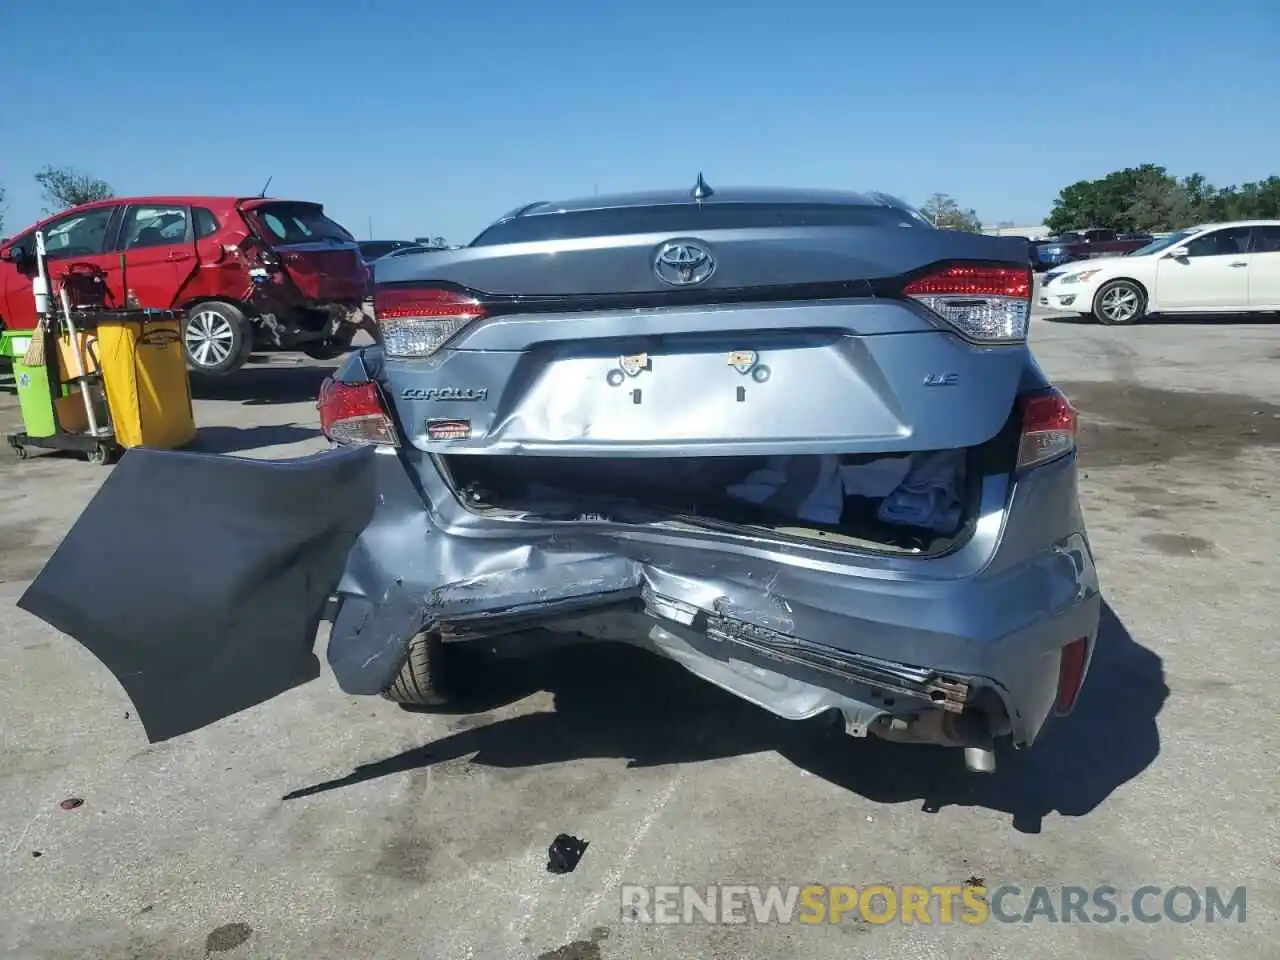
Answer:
xmin=372 ymin=206 xmax=1033 ymax=458
xmin=239 ymin=199 xmax=369 ymax=302
xmin=385 ymin=205 xmax=1027 ymax=299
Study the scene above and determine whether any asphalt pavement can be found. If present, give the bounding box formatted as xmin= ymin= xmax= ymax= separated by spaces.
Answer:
xmin=1 ymin=303 xmax=1278 ymax=959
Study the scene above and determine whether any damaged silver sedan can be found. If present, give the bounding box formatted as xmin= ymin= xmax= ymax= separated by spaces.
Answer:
xmin=19 ymin=181 xmax=1100 ymax=775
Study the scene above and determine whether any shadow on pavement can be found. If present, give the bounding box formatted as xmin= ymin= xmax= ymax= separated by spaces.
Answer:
xmin=188 ymin=424 xmax=323 ymax=455
xmin=285 ymin=600 xmax=1165 ymax=833
xmin=191 ymin=363 xmax=335 ymax=406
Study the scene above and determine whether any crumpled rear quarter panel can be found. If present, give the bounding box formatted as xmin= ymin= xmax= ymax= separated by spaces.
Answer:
xmin=329 ymin=445 xmax=1099 ymax=748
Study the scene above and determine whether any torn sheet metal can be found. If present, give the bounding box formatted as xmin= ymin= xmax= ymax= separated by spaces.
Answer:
xmin=323 ymin=447 xmax=1099 ymax=748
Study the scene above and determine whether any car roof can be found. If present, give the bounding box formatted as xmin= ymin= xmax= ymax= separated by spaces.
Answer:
xmin=510 ymin=186 xmax=908 ymax=218
xmin=1191 ymin=220 xmax=1280 ymax=231
xmin=1 ymin=196 xmax=324 ymax=241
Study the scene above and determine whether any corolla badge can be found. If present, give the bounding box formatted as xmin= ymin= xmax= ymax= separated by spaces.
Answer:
xmin=653 ymin=238 xmax=716 ymax=286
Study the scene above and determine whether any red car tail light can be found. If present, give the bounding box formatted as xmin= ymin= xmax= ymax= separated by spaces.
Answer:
xmin=317 ymin=377 xmax=397 ymax=446
xmin=373 ymin=283 xmax=487 ymax=359
xmin=1016 ymin=387 xmax=1077 ymax=469
xmin=1054 ymin=636 xmax=1090 ymax=714
xmin=903 ymin=263 xmax=1033 ymax=342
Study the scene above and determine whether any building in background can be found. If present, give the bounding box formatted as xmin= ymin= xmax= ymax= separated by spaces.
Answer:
xmin=984 ymin=224 xmax=1051 ymax=240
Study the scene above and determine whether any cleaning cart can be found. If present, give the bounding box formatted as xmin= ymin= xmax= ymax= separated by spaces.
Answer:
xmin=6 ymin=231 xmax=198 ymax=464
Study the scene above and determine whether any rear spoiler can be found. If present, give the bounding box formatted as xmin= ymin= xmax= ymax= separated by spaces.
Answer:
xmin=236 ymin=198 xmax=326 ymax=214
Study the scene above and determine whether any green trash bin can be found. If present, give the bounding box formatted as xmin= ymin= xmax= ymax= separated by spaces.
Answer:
xmin=2 ymin=330 xmax=67 ymax=440
xmin=13 ymin=356 xmax=59 ymax=438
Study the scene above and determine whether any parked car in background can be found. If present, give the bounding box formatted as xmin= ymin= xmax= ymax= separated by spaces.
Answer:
xmin=358 ymin=240 xmax=420 ymax=263
xmin=1030 ymin=229 xmax=1153 ymax=271
xmin=0 ymin=196 xmax=369 ymax=375
xmin=21 ymin=182 xmax=1100 ymax=779
xmin=375 ymin=243 xmax=449 ymax=262
xmin=1038 ymin=220 xmax=1280 ymax=323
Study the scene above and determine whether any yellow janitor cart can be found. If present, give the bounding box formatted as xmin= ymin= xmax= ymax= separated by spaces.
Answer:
xmin=7 ymin=306 xmax=197 ymax=465
xmin=7 ymin=236 xmax=197 ymax=464
xmin=94 ymin=309 xmax=198 ymax=452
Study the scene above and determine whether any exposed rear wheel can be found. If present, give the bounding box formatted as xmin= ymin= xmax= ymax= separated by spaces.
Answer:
xmin=383 ymin=630 xmax=454 ymax=706
xmin=1091 ymin=280 xmax=1147 ymax=326
xmin=184 ymin=302 xmax=253 ymax=376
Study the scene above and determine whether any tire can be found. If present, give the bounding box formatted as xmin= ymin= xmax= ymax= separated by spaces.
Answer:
xmin=1091 ymin=279 xmax=1147 ymax=326
xmin=382 ymin=630 xmax=454 ymax=706
xmin=183 ymin=302 xmax=253 ymax=376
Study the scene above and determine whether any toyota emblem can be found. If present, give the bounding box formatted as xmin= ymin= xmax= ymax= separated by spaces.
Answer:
xmin=652 ymin=239 xmax=716 ymax=286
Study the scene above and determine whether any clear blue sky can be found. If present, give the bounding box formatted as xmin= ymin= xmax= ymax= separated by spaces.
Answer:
xmin=2 ymin=0 xmax=1276 ymax=242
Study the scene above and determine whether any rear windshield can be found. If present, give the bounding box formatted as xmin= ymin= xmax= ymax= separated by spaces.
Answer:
xmin=251 ymin=203 xmax=353 ymax=245
xmin=470 ymin=202 xmax=931 ymax=246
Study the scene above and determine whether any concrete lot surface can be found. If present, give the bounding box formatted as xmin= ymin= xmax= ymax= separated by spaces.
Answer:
xmin=1 ymin=310 xmax=1278 ymax=959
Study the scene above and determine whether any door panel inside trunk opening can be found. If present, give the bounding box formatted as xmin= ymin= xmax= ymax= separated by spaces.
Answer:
xmin=443 ymin=443 xmax=1004 ymax=555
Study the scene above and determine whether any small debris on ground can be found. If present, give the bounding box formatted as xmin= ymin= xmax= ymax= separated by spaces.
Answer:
xmin=204 ymin=923 xmax=253 ymax=954
xmin=31 ymin=851 xmax=42 ymax=858
xmin=547 ymin=834 xmax=589 ymax=874
xmin=965 ymin=875 xmax=984 ymax=887
xmin=536 ymin=941 xmax=601 ymax=960
xmin=59 ymin=798 xmax=83 ymax=810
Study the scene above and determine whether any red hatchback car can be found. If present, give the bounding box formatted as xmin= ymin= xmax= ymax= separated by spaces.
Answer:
xmin=0 ymin=196 xmax=370 ymax=375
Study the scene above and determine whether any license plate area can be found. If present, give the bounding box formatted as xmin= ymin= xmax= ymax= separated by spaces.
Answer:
xmin=516 ymin=339 xmax=899 ymax=445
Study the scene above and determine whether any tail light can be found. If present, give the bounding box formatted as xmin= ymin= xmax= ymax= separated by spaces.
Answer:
xmin=903 ymin=263 xmax=1032 ymax=342
xmin=1016 ymin=387 xmax=1076 ymax=469
xmin=317 ymin=377 xmax=397 ymax=446
xmin=1054 ymin=637 xmax=1090 ymax=714
xmin=373 ymin=283 xmax=486 ymax=359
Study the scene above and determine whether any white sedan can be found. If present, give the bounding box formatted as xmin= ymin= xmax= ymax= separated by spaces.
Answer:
xmin=1038 ymin=219 xmax=1280 ymax=324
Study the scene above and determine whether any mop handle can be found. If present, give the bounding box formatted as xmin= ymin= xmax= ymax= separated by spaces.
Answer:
xmin=33 ymin=231 xmax=51 ymax=318
xmin=58 ymin=286 xmax=103 ymax=438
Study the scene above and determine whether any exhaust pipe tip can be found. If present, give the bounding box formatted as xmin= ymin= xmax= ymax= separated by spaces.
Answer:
xmin=963 ymin=745 xmax=997 ymax=775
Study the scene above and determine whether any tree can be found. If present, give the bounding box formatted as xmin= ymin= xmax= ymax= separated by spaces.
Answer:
xmin=920 ymin=193 xmax=982 ymax=232
xmin=1044 ymin=166 xmax=1280 ymax=233
xmin=34 ymin=165 xmax=115 ymax=212
xmin=1204 ymin=176 xmax=1280 ymax=220
xmin=1122 ymin=177 xmax=1196 ymax=233
xmin=1044 ymin=164 xmax=1174 ymax=233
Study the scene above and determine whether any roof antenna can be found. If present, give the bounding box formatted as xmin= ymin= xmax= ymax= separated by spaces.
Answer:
xmin=691 ymin=172 xmax=713 ymax=204
xmin=258 ymin=175 xmax=273 ymax=198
